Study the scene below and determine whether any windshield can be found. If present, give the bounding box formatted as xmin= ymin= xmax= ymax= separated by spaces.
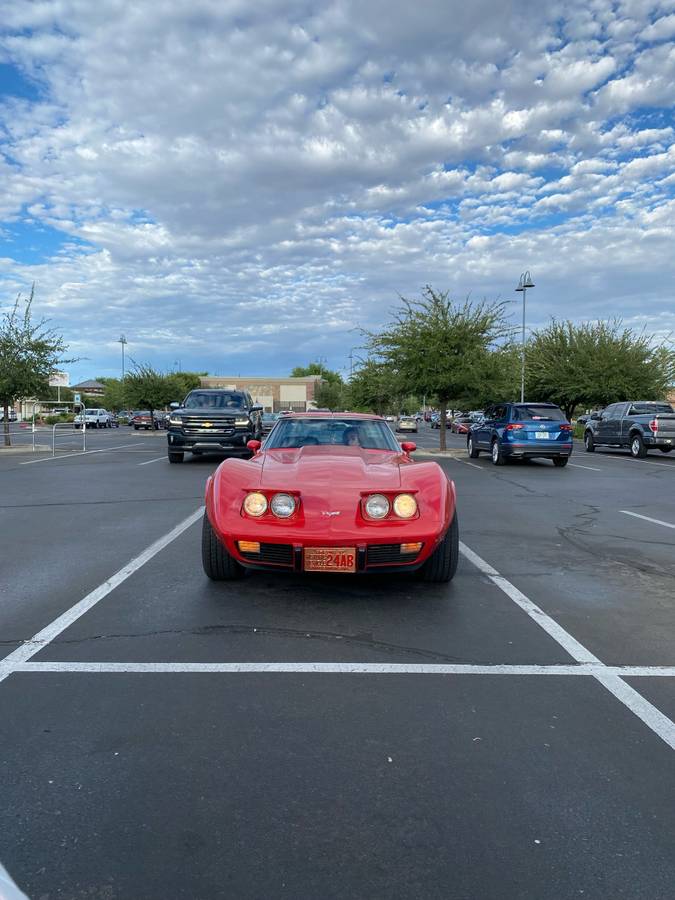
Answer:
xmin=629 ymin=403 xmax=674 ymax=415
xmin=133 ymin=411 xmax=149 ymax=416
xmin=266 ymin=417 xmax=400 ymax=450
xmin=183 ymin=391 xmax=247 ymax=410
xmin=513 ymin=405 xmax=566 ymax=422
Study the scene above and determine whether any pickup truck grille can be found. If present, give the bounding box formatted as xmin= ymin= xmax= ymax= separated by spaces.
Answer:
xmin=179 ymin=415 xmax=239 ymax=435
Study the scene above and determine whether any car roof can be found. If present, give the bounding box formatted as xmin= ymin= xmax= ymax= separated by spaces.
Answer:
xmin=283 ymin=411 xmax=384 ymax=420
xmin=511 ymin=402 xmax=560 ymax=408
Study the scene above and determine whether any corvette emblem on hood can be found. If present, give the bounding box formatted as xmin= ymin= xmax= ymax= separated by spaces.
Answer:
xmin=321 ymin=510 xmax=341 ymax=517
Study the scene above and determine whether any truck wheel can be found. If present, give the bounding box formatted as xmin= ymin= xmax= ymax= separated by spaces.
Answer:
xmin=419 ymin=513 xmax=459 ymax=583
xmin=630 ymin=434 xmax=647 ymax=458
xmin=201 ymin=514 xmax=245 ymax=581
xmin=134 ymin=425 xmax=139 ymax=430
xmin=491 ymin=439 xmax=505 ymax=466
xmin=584 ymin=431 xmax=595 ymax=452
xmin=553 ymin=456 xmax=569 ymax=467
xmin=660 ymin=448 xmax=672 ymax=453
xmin=168 ymin=450 xmax=183 ymax=464
xmin=467 ymin=435 xmax=480 ymax=458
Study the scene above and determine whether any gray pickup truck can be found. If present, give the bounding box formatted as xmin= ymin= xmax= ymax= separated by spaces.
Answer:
xmin=583 ymin=401 xmax=675 ymax=458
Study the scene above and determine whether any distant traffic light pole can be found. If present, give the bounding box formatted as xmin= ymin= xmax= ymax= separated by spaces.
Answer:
xmin=515 ymin=272 xmax=535 ymax=403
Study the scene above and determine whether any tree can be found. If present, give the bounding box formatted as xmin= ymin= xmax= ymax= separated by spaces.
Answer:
xmin=526 ymin=320 xmax=675 ymax=420
xmin=365 ymin=287 xmax=512 ymax=449
xmin=165 ymin=371 xmax=202 ymax=403
xmin=97 ymin=377 xmax=126 ymax=412
xmin=0 ymin=287 xmax=74 ymax=446
xmin=291 ymin=362 xmax=343 ymax=385
xmin=122 ymin=364 xmax=173 ymax=419
xmin=347 ymin=359 xmax=405 ymax=415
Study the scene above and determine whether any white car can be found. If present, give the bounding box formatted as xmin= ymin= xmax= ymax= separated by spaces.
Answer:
xmin=74 ymin=408 xmax=111 ymax=429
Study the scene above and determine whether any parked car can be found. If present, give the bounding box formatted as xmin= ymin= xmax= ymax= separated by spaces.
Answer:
xmin=261 ymin=412 xmax=280 ymax=434
xmin=451 ymin=415 xmax=473 ymax=434
xmin=74 ymin=408 xmax=111 ymax=429
xmin=202 ymin=412 xmax=458 ymax=582
xmin=468 ymin=402 xmax=573 ymax=466
xmin=131 ymin=410 xmax=161 ymax=430
xmin=430 ymin=413 xmax=451 ymax=429
xmin=107 ymin=412 xmax=120 ymax=428
xmin=576 ymin=411 xmax=598 ymax=426
xmin=396 ymin=415 xmax=418 ymax=433
xmin=0 ymin=409 xmax=18 ymax=422
xmin=583 ymin=401 xmax=675 ymax=458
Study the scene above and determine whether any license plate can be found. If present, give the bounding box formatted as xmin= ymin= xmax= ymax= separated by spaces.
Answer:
xmin=535 ymin=431 xmax=550 ymax=439
xmin=304 ymin=547 xmax=356 ymax=573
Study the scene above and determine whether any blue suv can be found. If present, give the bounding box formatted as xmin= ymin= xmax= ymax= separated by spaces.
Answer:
xmin=467 ymin=402 xmax=573 ymax=467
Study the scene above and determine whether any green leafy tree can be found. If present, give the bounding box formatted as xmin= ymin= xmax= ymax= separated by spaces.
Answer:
xmin=0 ymin=287 xmax=74 ymax=446
xmin=165 ymin=371 xmax=202 ymax=403
xmin=96 ymin=377 xmax=126 ymax=412
xmin=526 ymin=320 xmax=675 ymax=420
xmin=291 ymin=362 xmax=343 ymax=385
xmin=122 ymin=364 xmax=173 ymax=419
xmin=365 ymin=287 xmax=512 ymax=449
xmin=347 ymin=359 xmax=405 ymax=415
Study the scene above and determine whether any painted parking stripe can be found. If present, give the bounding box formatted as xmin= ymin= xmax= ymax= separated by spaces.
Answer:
xmin=568 ymin=463 xmax=602 ymax=471
xmin=620 ymin=510 xmax=675 ymax=530
xmin=12 ymin=662 xmax=675 ymax=676
xmin=458 ymin=541 xmax=675 ymax=751
xmin=20 ymin=442 xmax=144 ymax=465
xmin=0 ymin=506 xmax=204 ymax=683
xmin=138 ymin=456 xmax=167 ymax=466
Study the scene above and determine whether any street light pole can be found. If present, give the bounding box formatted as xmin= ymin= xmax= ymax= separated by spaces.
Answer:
xmin=515 ymin=272 xmax=535 ymax=403
xmin=117 ymin=334 xmax=127 ymax=381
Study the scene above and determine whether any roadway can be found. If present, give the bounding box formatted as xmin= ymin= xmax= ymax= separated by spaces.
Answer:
xmin=0 ymin=424 xmax=674 ymax=899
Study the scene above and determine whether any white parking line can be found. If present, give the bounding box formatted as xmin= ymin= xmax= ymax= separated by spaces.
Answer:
xmin=12 ymin=662 xmax=675 ymax=676
xmin=458 ymin=541 xmax=675 ymax=751
xmin=20 ymin=442 xmax=144 ymax=465
xmin=138 ymin=456 xmax=167 ymax=466
xmin=453 ymin=458 xmax=483 ymax=470
xmin=568 ymin=463 xmax=602 ymax=471
xmin=0 ymin=506 xmax=204 ymax=683
xmin=620 ymin=510 xmax=675 ymax=530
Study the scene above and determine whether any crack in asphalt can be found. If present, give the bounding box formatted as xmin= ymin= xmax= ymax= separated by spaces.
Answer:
xmin=28 ymin=623 xmax=494 ymax=664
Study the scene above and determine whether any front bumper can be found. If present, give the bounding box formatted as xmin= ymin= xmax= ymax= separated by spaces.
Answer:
xmin=168 ymin=429 xmax=254 ymax=455
xmin=230 ymin=540 xmax=431 ymax=574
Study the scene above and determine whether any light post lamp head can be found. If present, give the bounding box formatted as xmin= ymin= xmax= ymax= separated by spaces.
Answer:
xmin=516 ymin=271 xmax=535 ymax=292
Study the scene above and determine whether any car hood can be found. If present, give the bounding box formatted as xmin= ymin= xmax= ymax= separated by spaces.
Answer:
xmin=258 ymin=446 xmax=403 ymax=490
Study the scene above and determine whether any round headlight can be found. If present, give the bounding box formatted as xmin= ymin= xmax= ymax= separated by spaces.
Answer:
xmin=270 ymin=493 xmax=296 ymax=518
xmin=243 ymin=492 xmax=268 ymax=517
xmin=393 ymin=493 xmax=417 ymax=519
xmin=365 ymin=494 xmax=390 ymax=519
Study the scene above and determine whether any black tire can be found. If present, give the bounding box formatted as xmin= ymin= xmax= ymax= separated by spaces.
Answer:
xmin=584 ymin=431 xmax=595 ymax=452
xmin=201 ymin=513 xmax=245 ymax=580
xmin=660 ymin=448 xmax=672 ymax=453
xmin=491 ymin=438 xmax=505 ymax=466
xmin=168 ymin=450 xmax=184 ymax=464
xmin=630 ymin=433 xmax=647 ymax=458
xmin=134 ymin=425 xmax=139 ymax=430
xmin=419 ymin=512 xmax=459 ymax=583
xmin=553 ymin=456 xmax=569 ymax=467
xmin=467 ymin=434 xmax=480 ymax=458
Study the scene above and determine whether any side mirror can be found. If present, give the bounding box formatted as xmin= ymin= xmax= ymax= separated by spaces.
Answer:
xmin=250 ymin=404 xmax=263 ymax=413
xmin=247 ymin=439 xmax=262 ymax=453
xmin=590 ymin=413 xmax=602 ymax=421
xmin=169 ymin=402 xmax=180 ymax=410
xmin=401 ymin=441 xmax=416 ymax=454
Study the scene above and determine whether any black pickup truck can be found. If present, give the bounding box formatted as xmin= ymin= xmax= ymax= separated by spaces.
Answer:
xmin=166 ymin=389 xmax=263 ymax=464
xmin=583 ymin=401 xmax=675 ymax=458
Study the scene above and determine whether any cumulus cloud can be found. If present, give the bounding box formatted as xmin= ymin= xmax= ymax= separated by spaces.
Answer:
xmin=0 ymin=0 xmax=673 ymax=379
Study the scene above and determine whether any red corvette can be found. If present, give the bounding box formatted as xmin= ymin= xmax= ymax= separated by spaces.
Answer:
xmin=202 ymin=413 xmax=458 ymax=582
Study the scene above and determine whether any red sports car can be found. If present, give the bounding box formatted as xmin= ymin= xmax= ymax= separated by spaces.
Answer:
xmin=202 ymin=412 xmax=458 ymax=582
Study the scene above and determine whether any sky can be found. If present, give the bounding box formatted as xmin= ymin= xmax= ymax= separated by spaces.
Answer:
xmin=0 ymin=0 xmax=674 ymax=383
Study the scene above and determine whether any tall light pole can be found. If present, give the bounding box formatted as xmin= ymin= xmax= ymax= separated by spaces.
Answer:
xmin=117 ymin=334 xmax=128 ymax=381
xmin=515 ymin=272 xmax=535 ymax=403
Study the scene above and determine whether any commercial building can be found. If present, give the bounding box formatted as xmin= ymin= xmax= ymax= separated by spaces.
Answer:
xmin=199 ymin=376 xmax=322 ymax=412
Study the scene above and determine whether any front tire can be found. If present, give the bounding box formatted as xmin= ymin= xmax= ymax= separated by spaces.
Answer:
xmin=553 ymin=456 xmax=569 ymax=467
xmin=419 ymin=513 xmax=459 ymax=583
xmin=168 ymin=450 xmax=184 ymax=464
xmin=660 ymin=448 xmax=672 ymax=453
xmin=584 ymin=431 xmax=595 ymax=452
xmin=201 ymin=514 xmax=245 ymax=581
xmin=491 ymin=439 xmax=505 ymax=466
xmin=134 ymin=425 xmax=139 ymax=430
xmin=467 ymin=435 xmax=480 ymax=458
xmin=630 ymin=434 xmax=647 ymax=458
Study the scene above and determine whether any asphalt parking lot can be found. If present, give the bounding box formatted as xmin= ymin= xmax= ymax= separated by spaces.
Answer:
xmin=1 ymin=425 xmax=674 ymax=899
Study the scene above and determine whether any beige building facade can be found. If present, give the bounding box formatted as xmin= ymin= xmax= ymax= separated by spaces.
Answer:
xmin=199 ymin=376 xmax=322 ymax=412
